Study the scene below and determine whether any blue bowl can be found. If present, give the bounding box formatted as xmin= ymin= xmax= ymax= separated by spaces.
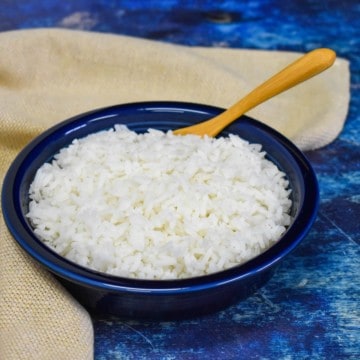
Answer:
xmin=2 ymin=101 xmax=319 ymax=319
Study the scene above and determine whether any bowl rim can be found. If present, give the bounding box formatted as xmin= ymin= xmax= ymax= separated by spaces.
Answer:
xmin=1 ymin=101 xmax=319 ymax=294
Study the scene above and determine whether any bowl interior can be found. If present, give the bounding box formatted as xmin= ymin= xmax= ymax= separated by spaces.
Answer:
xmin=2 ymin=101 xmax=319 ymax=292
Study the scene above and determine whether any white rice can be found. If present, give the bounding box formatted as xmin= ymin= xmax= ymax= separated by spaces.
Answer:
xmin=27 ymin=125 xmax=292 ymax=280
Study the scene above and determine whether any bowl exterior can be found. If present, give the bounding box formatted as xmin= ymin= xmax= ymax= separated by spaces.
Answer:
xmin=1 ymin=101 xmax=319 ymax=319
xmin=58 ymin=269 xmax=276 ymax=319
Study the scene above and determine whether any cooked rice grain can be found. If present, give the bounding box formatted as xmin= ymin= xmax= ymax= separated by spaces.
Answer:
xmin=27 ymin=125 xmax=292 ymax=279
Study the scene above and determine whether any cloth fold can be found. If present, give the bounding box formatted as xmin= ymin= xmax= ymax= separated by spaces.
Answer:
xmin=0 ymin=28 xmax=350 ymax=359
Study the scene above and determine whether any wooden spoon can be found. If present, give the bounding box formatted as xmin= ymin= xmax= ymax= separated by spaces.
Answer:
xmin=173 ymin=48 xmax=336 ymax=137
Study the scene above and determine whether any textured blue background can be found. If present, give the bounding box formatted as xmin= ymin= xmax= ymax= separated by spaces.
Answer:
xmin=1 ymin=1 xmax=359 ymax=359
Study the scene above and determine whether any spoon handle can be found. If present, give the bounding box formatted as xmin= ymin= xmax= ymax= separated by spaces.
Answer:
xmin=174 ymin=48 xmax=336 ymax=136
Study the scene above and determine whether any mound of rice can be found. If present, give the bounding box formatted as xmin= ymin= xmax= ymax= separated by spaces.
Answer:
xmin=27 ymin=125 xmax=292 ymax=280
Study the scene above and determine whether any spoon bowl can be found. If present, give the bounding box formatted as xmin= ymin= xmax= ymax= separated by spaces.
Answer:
xmin=174 ymin=48 xmax=336 ymax=137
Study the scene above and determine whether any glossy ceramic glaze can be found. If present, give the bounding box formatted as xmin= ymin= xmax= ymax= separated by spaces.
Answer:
xmin=2 ymin=101 xmax=319 ymax=319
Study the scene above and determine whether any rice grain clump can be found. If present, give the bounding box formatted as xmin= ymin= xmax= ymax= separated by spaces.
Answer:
xmin=27 ymin=125 xmax=292 ymax=279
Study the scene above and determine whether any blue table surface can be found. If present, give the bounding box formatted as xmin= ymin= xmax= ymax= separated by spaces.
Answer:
xmin=1 ymin=1 xmax=359 ymax=359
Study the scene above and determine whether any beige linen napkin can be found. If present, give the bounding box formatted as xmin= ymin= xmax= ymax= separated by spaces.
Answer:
xmin=0 ymin=28 xmax=350 ymax=359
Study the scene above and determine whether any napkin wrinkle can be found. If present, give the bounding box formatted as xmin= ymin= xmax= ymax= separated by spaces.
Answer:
xmin=0 ymin=28 xmax=350 ymax=360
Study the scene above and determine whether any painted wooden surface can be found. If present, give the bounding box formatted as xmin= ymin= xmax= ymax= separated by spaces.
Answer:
xmin=1 ymin=1 xmax=359 ymax=359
